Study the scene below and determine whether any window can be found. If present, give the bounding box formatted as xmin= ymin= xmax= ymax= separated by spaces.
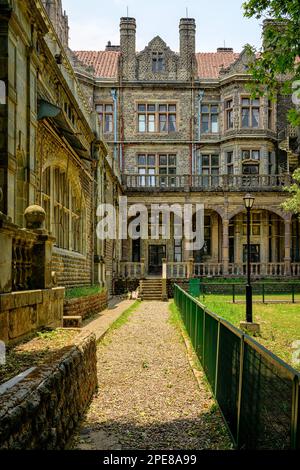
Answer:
xmin=197 ymin=154 xmax=220 ymax=187
xmin=0 ymin=80 xmax=6 ymax=105
xmin=42 ymin=167 xmax=85 ymax=253
xmin=243 ymin=244 xmax=261 ymax=263
xmin=242 ymin=150 xmax=260 ymax=161
xmin=137 ymin=154 xmax=156 ymax=187
xmin=268 ymin=100 xmax=273 ymax=130
xmin=242 ymin=164 xmax=259 ymax=175
xmin=227 ymin=151 xmax=234 ymax=175
xmin=225 ymin=99 xmax=234 ymax=129
xmin=241 ymin=97 xmax=260 ymax=128
xmin=201 ymin=105 xmax=219 ymax=133
xmin=243 ymin=213 xmax=261 ymax=236
xmin=159 ymin=154 xmax=177 ymax=187
xmin=174 ymin=240 xmax=182 ymax=262
xmin=96 ymin=104 xmax=113 ymax=133
xmin=137 ymin=103 xmax=177 ymax=133
xmin=268 ymin=151 xmax=275 ymax=175
xmin=152 ymin=52 xmax=165 ymax=72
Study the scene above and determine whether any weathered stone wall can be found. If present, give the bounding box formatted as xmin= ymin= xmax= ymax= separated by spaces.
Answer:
xmin=52 ymin=248 xmax=92 ymax=288
xmin=64 ymin=291 xmax=108 ymax=319
xmin=0 ymin=330 xmax=97 ymax=450
xmin=0 ymin=287 xmax=65 ymax=345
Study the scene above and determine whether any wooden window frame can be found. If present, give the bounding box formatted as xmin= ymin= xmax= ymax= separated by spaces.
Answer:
xmin=201 ymin=104 xmax=219 ymax=134
xmin=96 ymin=103 xmax=114 ymax=134
xmin=137 ymin=103 xmax=177 ymax=134
xmin=225 ymin=98 xmax=234 ymax=130
xmin=241 ymin=96 xmax=261 ymax=129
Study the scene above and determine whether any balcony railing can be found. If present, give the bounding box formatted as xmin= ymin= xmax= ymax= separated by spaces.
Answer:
xmin=117 ymin=261 xmax=300 ymax=279
xmin=123 ymin=174 xmax=292 ymax=191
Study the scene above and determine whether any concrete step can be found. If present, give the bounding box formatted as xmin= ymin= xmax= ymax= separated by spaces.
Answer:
xmin=63 ymin=316 xmax=83 ymax=328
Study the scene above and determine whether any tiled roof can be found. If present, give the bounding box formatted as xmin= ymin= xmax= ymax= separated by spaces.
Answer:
xmin=196 ymin=52 xmax=240 ymax=78
xmin=74 ymin=50 xmax=241 ymax=79
xmin=74 ymin=51 xmax=120 ymax=78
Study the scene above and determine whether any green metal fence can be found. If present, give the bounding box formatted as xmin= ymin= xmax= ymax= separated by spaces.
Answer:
xmin=174 ymin=283 xmax=300 ymax=449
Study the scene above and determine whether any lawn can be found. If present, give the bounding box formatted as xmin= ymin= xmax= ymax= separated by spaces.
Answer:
xmin=199 ymin=294 xmax=300 ymax=370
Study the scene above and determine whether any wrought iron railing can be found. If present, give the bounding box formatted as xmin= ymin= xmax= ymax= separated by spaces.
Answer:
xmin=174 ymin=284 xmax=300 ymax=449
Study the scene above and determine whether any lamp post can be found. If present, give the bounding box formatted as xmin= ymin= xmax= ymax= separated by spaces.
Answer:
xmin=243 ymin=193 xmax=255 ymax=323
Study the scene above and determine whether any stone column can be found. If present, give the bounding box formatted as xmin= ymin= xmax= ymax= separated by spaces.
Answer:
xmin=222 ymin=219 xmax=229 ymax=275
xmin=187 ymin=257 xmax=194 ymax=278
xmin=284 ymin=219 xmax=292 ymax=276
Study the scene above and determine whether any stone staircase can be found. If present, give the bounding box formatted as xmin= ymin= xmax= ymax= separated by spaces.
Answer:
xmin=140 ymin=279 xmax=167 ymax=301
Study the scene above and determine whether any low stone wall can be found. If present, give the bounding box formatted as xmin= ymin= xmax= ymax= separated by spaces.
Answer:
xmin=64 ymin=290 xmax=108 ymax=320
xmin=0 ymin=288 xmax=65 ymax=345
xmin=0 ymin=330 xmax=97 ymax=450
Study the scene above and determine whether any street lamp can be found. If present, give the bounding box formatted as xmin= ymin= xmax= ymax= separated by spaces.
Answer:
xmin=243 ymin=193 xmax=255 ymax=323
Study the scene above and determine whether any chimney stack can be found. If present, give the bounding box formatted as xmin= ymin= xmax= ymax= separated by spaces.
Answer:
xmin=120 ymin=17 xmax=136 ymax=81
xmin=179 ymin=18 xmax=196 ymax=81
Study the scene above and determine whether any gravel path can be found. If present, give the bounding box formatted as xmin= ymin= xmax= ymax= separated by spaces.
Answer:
xmin=73 ymin=301 xmax=231 ymax=450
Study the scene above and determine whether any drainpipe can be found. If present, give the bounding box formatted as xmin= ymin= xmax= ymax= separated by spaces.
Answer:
xmin=111 ymin=89 xmax=118 ymax=170
xmin=193 ymin=89 xmax=205 ymax=174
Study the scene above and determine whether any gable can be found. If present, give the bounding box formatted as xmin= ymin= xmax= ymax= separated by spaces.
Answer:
xmin=136 ymin=36 xmax=179 ymax=81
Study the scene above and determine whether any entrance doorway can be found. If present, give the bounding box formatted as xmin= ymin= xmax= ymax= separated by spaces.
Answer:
xmin=148 ymin=245 xmax=166 ymax=275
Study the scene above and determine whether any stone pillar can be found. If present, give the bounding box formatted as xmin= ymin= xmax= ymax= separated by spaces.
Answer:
xmin=222 ymin=219 xmax=229 ymax=275
xmin=0 ymin=214 xmax=15 ymax=293
xmin=261 ymin=212 xmax=269 ymax=276
xmin=141 ymin=258 xmax=145 ymax=279
xmin=284 ymin=219 xmax=292 ymax=276
xmin=187 ymin=257 xmax=194 ymax=278
xmin=161 ymin=258 xmax=168 ymax=301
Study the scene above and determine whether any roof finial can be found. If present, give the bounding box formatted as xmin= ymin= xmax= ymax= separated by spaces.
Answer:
xmin=127 ymin=5 xmax=129 ymax=18
xmin=186 ymin=7 xmax=189 ymax=18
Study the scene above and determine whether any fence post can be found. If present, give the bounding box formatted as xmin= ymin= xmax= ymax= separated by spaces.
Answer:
xmin=236 ymin=334 xmax=245 ymax=449
xmin=292 ymin=284 xmax=295 ymax=304
xmin=291 ymin=375 xmax=299 ymax=449
xmin=194 ymin=304 xmax=198 ymax=356
xmin=262 ymin=283 xmax=265 ymax=304
xmin=203 ymin=309 xmax=206 ymax=367
xmin=232 ymin=284 xmax=235 ymax=303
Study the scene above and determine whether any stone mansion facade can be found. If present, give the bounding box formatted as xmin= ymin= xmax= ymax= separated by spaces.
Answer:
xmin=74 ymin=16 xmax=300 ymax=280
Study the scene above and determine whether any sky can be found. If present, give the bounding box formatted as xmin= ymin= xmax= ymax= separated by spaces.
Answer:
xmin=62 ymin=0 xmax=263 ymax=53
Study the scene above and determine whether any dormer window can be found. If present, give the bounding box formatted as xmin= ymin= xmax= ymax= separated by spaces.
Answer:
xmin=152 ymin=52 xmax=165 ymax=73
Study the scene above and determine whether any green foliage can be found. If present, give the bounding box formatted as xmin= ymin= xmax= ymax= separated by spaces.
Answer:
xmin=282 ymin=168 xmax=300 ymax=214
xmin=109 ymin=300 xmax=141 ymax=332
xmin=65 ymin=285 xmax=105 ymax=299
xmin=242 ymin=0 xmax=300 ymax=122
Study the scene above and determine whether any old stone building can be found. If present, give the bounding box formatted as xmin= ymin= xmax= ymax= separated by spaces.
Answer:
xmin=75 ymin=17 xmax=300 ymax=283
xmin=0 ymin=0 xmax=122 ymax=342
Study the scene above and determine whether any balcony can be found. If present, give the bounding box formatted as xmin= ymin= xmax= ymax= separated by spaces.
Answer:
xmin=122 ymin=174 xmax=292 ymax=192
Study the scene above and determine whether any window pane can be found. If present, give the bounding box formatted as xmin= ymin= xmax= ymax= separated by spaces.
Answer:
xmin=211 ymin=155 xmax=219 ymax=167
xmin=105 ymin=104 xmax=113 ymax=112
xmin=242 ymin=98 xmax=250 ymax=106
xmin=211 ymin=114 xmax=219 ymax=133
xmin=159 ymin=167 xmax=167 ymax=175
xmin=168 ymin=155 xmax=176 ymax=166
xmin=159 ymin=114 xmax=167 ymax=132
xmin=96 ymin=105 xmax=103 ymax=112
xmin=211 ymin=105 xmax=218 ymax=113
xmin=242 ymin=108 xmax=250 ymax=127
xmin=227 ymin=152 xmax=233 ymax=164
xmin=168 ymin=114 xmax=176 ymax=132
xmin=242 ymin=150 xmax=250 ymax=160
xmin=169 ymin=167 xmax=176 ymax=175
xmin=147 ymin=104 xmax=155 ymax=112
xmin=138 ymin=115 xmax=146 ymax=132
xmin=201 ymin=105 xmax=209 ymax=113
xmin=202 ymin=155 xmax=210 ymax=167
xmin=252 ymin=150 xmax=260 ymax=160
xmin=148 ymin=114 xmax=155 ymax=132
xmin=159 ymin=105 xmax=167 ymax=112
xmin=138 ymin=104 xmax=146 ymax=112
xmin=252 ymin=108 xmax=260 ymax=128
xmin=105 ymin=115 xmax=113 ymax=132
xmin=252 ymin=98 xmax=260 ymax=106
xmin=226 ymin=100 xmax=233 ymax=108
xmin=168 ymin=105 xmax=176 ymax=112
xmin=159 ymin=155 xmax=167 ymax=166
xmin=147 ymin=155 xmax=156 ymax=166
xmin=138 ymin=155 xmax=146 ymax=165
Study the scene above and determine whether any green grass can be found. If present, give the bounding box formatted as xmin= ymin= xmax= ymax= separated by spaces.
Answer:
xmin=109 ymin=300 xmax=141 ymax=332
xmin=199 ymin=294 xmax=300 ymax=369
xmin=65 ymin=285 xmax=105 ymax=300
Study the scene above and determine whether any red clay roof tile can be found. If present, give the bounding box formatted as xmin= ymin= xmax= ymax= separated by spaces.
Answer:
xmin=74 ymin=50 xmax=240 ymax=79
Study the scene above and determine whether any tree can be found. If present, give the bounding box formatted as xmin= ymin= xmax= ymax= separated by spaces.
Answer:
xmin=243 ymin=0 xmax=300 ymax=126
xmin=282 ymin=169 xmax=300 ymax=213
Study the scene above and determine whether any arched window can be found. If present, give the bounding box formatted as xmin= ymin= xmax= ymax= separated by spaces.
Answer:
xmin=0 ymin=80 xmax=6 ymax=105
xmin=42 ymin=166 xmax=85 ymax=253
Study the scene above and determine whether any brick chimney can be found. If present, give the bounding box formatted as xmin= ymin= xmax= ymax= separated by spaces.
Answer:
xmin=179 ymin=18 xmax=196 ymax=81
xmin=120 ymin=17 xmax=136 ymax=81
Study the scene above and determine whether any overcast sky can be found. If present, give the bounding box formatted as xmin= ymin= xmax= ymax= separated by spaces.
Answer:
xmin=62 ymin=0 xmax=263 ymax=52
